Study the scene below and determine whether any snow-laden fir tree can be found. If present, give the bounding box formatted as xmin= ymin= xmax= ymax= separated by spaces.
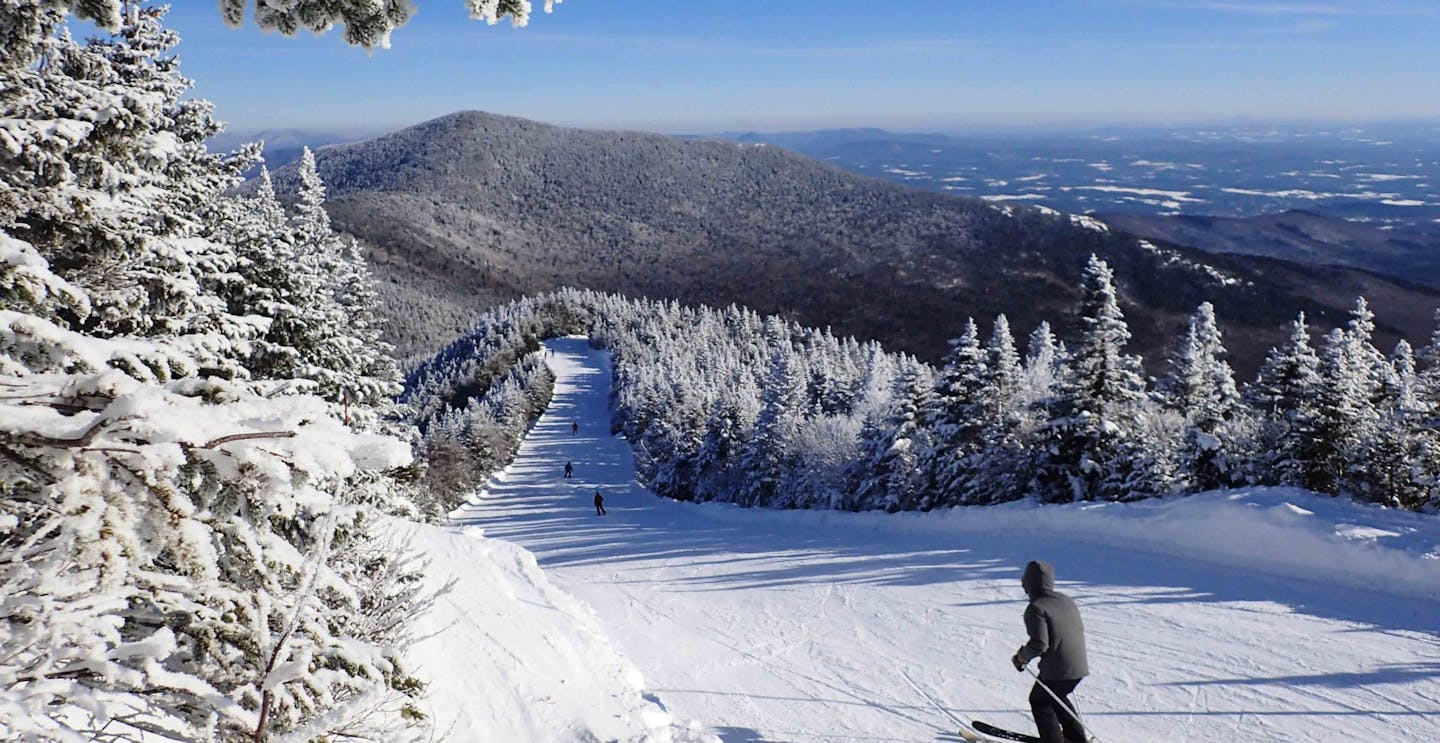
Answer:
xmin=1023 ymin=321 xmax=1064 ymax=402
xmin=1309 ymin=328 xmax=1368 ymax=494
xmin=1331 ymin=298 xmax=1393 ymax=498
xmin=965 ymin=315 xmax=1032 ymax=504
xmin=225 ymin=151 xmax=401 ymax=419
xmin=925 ymin=318 xmax=989 ymax=507
xmin=982 ymin=314 xmax=1024 ymax=418
xmin=1162 ymin=302 xmax=1245 ymax=491
xmin=284 ymin=149 xmax=402 ymax=415
xmin=293 ymin=147 xmax=333 ymax=246
xmin=693 ymin=380 xmax=761 ymax=502
xmin=848 ymin=356 xmax=935 ymax=511
xmin=1363 ymin=341 xmax=1439 ymax=508
xmin=739 ymin=348 xmax=807 ymax=507
xmin=1 ymin=6 xmax=425 ymax=740
xmin=0 ymin=4 xmax=261 ymax=363
xmin=1417 ymin=308 xmax=1440 ymax=407
xmin=42 ymin=0 xmax=557 ymax=51
xmin=1246 ymin=313 xmax=1324 ymax=489
xmin=1032 ymin=255 xmax=1155 ymax=502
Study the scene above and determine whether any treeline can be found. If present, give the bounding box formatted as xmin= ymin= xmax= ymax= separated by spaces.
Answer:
xmin=419 ymin=275 xmax=1440 ymax=514
xmin=401 ymin=294 xmax=585 ymax=512
xmin=1 ymin=6 xmax=427 ymax=741
xmin=606 ymin=256 xmax=1440 ymax=511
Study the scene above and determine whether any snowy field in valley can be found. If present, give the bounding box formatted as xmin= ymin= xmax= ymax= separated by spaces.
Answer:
xmin=432 ymin=337 xmax=1440 ymax=742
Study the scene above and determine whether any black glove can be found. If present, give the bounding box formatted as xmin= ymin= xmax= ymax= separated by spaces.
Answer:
xmin=1011 ymin=652 xmax=1027 ymax=672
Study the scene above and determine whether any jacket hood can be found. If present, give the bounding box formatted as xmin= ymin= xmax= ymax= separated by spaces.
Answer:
xmin=1022 ymin=560 xmax=1055 ymax=598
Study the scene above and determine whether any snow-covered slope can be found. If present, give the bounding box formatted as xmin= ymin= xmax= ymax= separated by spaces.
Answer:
xmin=394 ymin=515 xmax=715 ymax=742
xmin=445 ymin=337 xmax=1440 ymax=743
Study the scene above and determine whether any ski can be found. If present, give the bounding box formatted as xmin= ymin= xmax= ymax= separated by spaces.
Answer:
xmin=954 ymin=724 xmax=1003 ymax=742
xmin=969 ymin=720 xmax=1041 ymax=742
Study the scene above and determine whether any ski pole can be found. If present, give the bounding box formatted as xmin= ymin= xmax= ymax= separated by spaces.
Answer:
xmin=1027 ymin=667 xmax=1102 ymax=743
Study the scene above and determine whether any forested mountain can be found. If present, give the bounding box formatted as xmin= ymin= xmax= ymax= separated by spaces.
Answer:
xmin=269 ymin=111 xmax=1440 ymax=375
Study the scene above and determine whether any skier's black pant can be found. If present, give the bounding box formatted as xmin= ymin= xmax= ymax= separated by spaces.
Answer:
xmin=1029 ymin=678 xmax=1084 ymax=743
xmin=595 ymin=504 xmax=606 ymax=515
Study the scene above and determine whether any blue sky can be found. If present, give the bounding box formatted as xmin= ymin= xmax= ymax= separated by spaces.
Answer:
xmin=161 ymin=0 xmax=1440 ymax=136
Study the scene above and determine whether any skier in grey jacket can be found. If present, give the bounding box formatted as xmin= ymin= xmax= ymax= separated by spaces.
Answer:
xmin=1012 ymin=560 xmax=1089 ymax=743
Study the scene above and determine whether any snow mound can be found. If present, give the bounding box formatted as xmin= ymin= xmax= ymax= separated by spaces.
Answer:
xmin=696 ymin=487 xmax=1440 ymax=601
xmin=389 ymin=516 xmax=718 ymax=743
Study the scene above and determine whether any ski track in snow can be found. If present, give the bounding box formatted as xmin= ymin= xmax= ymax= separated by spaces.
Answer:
xmin=451 ymin=338 xmax=1440 ymax=743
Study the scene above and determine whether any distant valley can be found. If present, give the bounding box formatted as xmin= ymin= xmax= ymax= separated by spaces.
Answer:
xmin=702 ymin=124 xmax=1440 ymax=287
xmin=707 ymin=123 xmax=1440 ymax=231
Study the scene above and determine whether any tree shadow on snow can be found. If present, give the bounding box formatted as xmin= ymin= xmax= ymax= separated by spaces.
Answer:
xmin=708 ymin=726 xmax=786 ymax=743
xmin=1156 ymin=661 xmax=1440 ymax=690
xmin=456 ymin=337 xmax=1440 ymax=647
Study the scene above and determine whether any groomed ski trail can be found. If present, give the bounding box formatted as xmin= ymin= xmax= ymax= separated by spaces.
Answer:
xmin=453 ymin=337 xmax=1440 ymax=743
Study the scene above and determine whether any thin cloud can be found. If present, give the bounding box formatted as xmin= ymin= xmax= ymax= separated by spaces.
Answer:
xmin=1128 ymin=0 xmax=1439 ymax=17
xmin=517 ymin=33 xmax=988 ymax=59
xmin=1243 ymin=17 xmax=1343 ymax=34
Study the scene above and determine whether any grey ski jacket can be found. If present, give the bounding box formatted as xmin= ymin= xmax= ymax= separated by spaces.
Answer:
xmin=1016 ymin=560 xmax=1089 ymax=681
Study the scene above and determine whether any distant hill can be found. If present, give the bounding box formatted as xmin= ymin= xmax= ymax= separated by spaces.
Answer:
xmin=210 ymin=128 xmax=368 ymax=176
xmin=267 ymin=111 xmax=1440 ymax=373
xmin=1098 ymin=209 xmax=1440 ymax=287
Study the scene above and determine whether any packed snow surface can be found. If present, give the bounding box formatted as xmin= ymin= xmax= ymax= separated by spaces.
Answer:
xmin=398 ymin=513 xmax=715 ymax=743
xmin=446 ymin=338 xmax=1440 ymax=742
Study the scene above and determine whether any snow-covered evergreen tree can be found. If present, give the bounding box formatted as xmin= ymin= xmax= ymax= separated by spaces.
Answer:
xmin=739 ymin=349 xmax=807 ymax=507
xmin=983 ymin=314 xmax=1024 ymax=418
xmin=1 ymin=6 xmax=425 ymax=739
xmin=1162 ymin=302 xmax=1244 ymax=491
xmin=963 ymin=315 xmax=1032 ymax=505
xmin=849 ymin=357 xmax=934 ymax=512
xmin=1247 ymin=313 xmax=1324 ymax=489
xmin=692 ymin=383 xmax=757 ymax=501
xmin=1032 ymin=255 xmax=1155 ymax=502
xmin=225 ymin=151 xmax=401 ymax=417
xmin=41 ymin=0 xmax=556 ymax=51
xmin=1361 ymin=341 xmax=1438 ymax=508
xmin=1023 ymin=320 xmax=1063 ymax=402
xmin=1 ymin=4 xmax=260 ymax=363
xmin=1333 ymin=298 xmax=1393 ymax=498
xmin=925 ymin=319 xmax=989 ymax=506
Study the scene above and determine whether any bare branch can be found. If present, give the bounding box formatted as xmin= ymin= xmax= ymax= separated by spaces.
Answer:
xmin=3 ymin=416 xmax=109 ymax=449
xmin=193 ymin=431 xmax=297 ymax=449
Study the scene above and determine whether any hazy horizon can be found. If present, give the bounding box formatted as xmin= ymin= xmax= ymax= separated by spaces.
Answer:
xmin=214 ymin=113 xmax=1440 ymax=145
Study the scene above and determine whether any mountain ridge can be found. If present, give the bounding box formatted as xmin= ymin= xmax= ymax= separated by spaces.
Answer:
xmin=267 ymin=110 xmax=1440 ymax=373
xmin=1097 ymin=209 xmax=1440 ymax=286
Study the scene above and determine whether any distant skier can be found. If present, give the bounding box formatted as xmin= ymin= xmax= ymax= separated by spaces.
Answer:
xmin=593 ymin=490 xmax=606 ymax=516
xmin=1012 ymin=560 xmax=1089 ymax=743
xmin=563 ymin=461 xmax=573 ymax=479
xmin=571 ymin=421 xmax=579 ymax=435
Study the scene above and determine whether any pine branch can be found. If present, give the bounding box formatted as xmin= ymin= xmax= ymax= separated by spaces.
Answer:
xmin=0 ymin=443 xmax=56 ymax=484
